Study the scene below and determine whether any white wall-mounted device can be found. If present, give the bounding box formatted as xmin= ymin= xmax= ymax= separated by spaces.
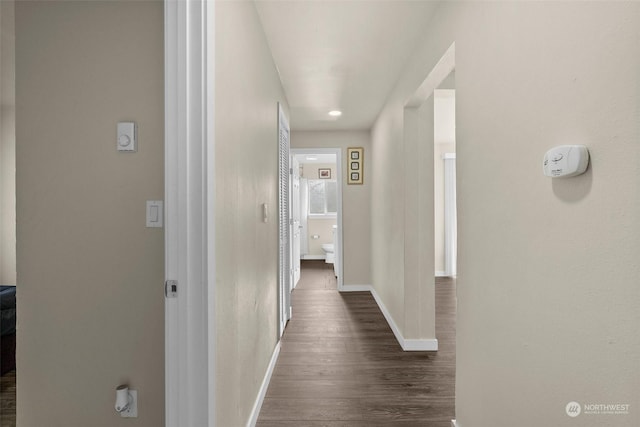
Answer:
xmin=115 ymin=384 xmax=138 ymax=418
xmin=543 ymin=145 xmax=589 ymax=178
xmin=117 ymin=121 xmax=137 ymax=152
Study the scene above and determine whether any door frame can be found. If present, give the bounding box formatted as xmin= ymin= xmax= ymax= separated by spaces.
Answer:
xmin=290 ymin=155 xmax=301 ymax=288
xmin=443 ymin=153 xmax=457 ymax=277
xmin=165 ymin=0 xmax=215 ymax=425
xmin=289 ymin=148 xmax=344 ymax=290
xmin=278 ymin=103 xmax=291 ymax=337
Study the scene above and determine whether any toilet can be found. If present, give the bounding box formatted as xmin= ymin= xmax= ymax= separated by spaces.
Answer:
xmin=321 ymin=243 xmax=335 ymax=264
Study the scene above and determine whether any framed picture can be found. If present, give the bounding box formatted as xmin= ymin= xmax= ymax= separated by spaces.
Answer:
xmin=347 ymin=147 xmax=364 ymax=185
xmin=318 ymin=168 xmax=331 ymax=179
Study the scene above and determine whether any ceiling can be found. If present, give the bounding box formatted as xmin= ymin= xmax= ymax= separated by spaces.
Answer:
xmin=255 ymin=1 xmax=440 ymax=131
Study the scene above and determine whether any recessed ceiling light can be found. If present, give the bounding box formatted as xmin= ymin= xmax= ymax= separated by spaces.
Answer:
xmin=328 ymin=110 xmax=342 ymax=117
xmin=306 ymin=156 xmax=318 ymax=161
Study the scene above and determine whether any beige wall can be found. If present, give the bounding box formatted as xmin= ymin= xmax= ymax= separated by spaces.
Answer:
xmin=291 ymin=131 xmax=371 ymax=286
xmin=301 ymin=162 xmax=336 ymax=180
xmin=0 ymin=0 xmax=16 ymax=285
xmin=371 ymin=109 xmax=406 ymax=332
xmin=16 ymin=1 xmax=164 ymax=426
xmin=373 ymin=2 xmax=640 ymax=426
xmin=402 ymin=101 xmax=435 ymax=340
xmin=215 ymin=2 xmax=287 ymax=425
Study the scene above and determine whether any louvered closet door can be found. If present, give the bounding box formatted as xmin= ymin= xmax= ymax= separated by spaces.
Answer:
xmin=278 ymin=103 xmax=291 ymax=336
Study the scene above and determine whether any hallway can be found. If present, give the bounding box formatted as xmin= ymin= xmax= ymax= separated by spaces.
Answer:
xmin=257 ymin=261 xmax=456 ymax=426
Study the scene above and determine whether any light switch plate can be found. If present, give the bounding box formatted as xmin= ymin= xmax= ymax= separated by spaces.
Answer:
xmin=117 ymin=122 xmax=137 ymax=152
xmin=146 ymin=200 xmax=163 ymax=228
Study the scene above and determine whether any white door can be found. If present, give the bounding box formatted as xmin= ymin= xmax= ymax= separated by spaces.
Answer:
xmin=278 ymin=104 xmax=292 ymax=336
xmin=291 ymin=157 xmax=301 ymax=287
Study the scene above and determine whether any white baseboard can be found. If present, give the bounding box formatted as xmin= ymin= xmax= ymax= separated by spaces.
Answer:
xmin=247 ymin=341 xmax=281 ymax=427
xmin=341 ymin=284 xmax=373 ymax=292
xmin=403 ymin=338 xmax=439 ymax=351
xmin=451 ymin=420 xmax=460 ymax=427
xmin=301 ymin=255 xmax=325 ymax=260
xmin=368 ymin=287 xmax=438 ymax=352
xmin=435 ymin=271 xmax=447 ymax=277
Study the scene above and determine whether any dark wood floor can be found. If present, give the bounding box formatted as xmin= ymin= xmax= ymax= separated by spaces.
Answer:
xmin=0 ymin=369 xmax=16 ymax=427
xmin=257 ymin=260 xmax=456 ymax=426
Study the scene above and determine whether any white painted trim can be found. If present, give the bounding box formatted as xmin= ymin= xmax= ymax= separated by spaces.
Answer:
xmin=290 ymin=148 xmax=344 ymax=291
xmin=165 ymin=0 xmax=214 ymax=425
xmin=403 ymin=338 xmax=439 ymax=351
xmin=451 ymin=420 xmax=460 ymax=427
xmin=246 ymin=342 xmax=281 ymax=427
xmin=435 ymin=271 xmax=447 ymax=277
xmin=341 ymin=284 xmax=373 ymax=292
xmin=444 ymin=154 xmax=457 ymax=277
xmin=205 ymin=1 xmax=216 ymax=424
xmin=341 ymin=285 xmax=439 ymax=350
xmin=369 ymin=287 xmax=404 ymax=349
xmin=301 ymin=255 xmax=325 ymax=260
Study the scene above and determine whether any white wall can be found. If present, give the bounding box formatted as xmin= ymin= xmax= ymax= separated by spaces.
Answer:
xmin=215 ymin=2 xmax=288 ymax=425
xmin=16 ymin=2 xmax=165 ymax=425
xmin=372 ymin=2 xmax=640 ymax=426
xmin=0 ymin=0 xmax=16 ymax=285
xmin=300 ymin=163 xmax=336 ymax=257
xmin=306 ymin=219 xmax=335 ymax=257
xmin=291 ymin=131 xmax=371 ymax=286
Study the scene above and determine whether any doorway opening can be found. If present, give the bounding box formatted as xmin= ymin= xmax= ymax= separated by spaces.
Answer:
xmin=434 ymin=72 xmax=457 ymax=278
xmin=290 ymin=148 xmax=344 ymax=294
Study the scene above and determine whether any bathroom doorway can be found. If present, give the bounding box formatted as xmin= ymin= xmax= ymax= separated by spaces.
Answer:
xmin=289 ymin=148 xmax=343 ymax=289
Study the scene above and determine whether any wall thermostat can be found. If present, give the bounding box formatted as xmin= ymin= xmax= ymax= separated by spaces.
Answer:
xmin=117 ymin=121 xmax=137 ymax=152
xmin=543 ymin=145 xmax=589 ymax=178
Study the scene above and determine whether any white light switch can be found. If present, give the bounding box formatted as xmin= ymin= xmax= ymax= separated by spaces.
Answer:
xmin=117 ymin=122 xmax=137 ymax=152
xmin=146 ymin=200 xmax=163 ymax=228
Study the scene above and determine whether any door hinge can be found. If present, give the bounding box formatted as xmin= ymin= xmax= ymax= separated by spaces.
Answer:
xmin=165 ymin=280 xmax=178 ymax=298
